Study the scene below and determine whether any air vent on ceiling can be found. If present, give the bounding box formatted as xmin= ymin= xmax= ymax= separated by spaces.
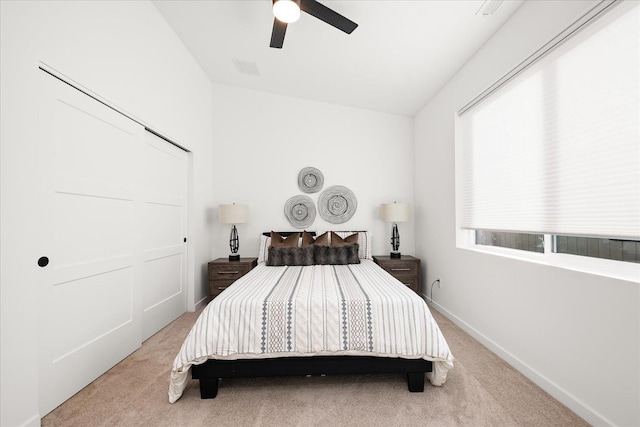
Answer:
xmin=476 ymin=0 xmax=504 ymax=16
xmin=232 ymin=59 xmax=261 ymax=77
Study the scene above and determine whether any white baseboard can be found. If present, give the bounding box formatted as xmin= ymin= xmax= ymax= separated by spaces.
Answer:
xmin=430 ymin=301 xmax=613 ymax=427
xmin=193 ymin=296 xmax=208 ymax=312
xmin=20 ymin=414 xmax=40 ymax=427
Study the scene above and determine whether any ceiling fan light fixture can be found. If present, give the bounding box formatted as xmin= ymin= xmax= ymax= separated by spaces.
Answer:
xmin=273 ymin=0 xmax=301 ymax=23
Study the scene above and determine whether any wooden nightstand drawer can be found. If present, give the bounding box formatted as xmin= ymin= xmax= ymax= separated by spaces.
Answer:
xmin=207 ymin=257 xmax=258 ymax=301
xmin=376 ymin=261 xmax=419 ymax=277
xmin=208 ymin=280 xmax=236 ymax=298
xmin=373 ymin=255 xmax=422 ymax=296
xmin=208 ymin=263 xmax=252 ymax=281
xmin=396 ymin=276 xmax=419 ymax=292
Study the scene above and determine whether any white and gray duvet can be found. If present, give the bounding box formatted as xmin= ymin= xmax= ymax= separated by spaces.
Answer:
xmin=169 ymin=260 xmax=454 ymax=403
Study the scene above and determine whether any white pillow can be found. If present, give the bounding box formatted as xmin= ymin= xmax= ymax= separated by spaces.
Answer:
xmin=257 ymin=234 xmax=270 ymax=264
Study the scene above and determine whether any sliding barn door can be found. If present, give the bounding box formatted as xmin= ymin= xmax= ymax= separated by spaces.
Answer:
xmin=141 ymin=132 xmax=188 ymax=340
xmin=37 ymin=73 xmax=144 ymax=416
xmin=37 ymin=72 xmax=188 ymax=416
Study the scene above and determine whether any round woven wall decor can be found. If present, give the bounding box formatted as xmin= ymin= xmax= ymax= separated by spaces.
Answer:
xmin=297 ymin=167 xmax=324 ymax=194
xmin=284 ymin=195 xmax=316 ymax=228
xmin=318 ymin=185 xmax=357 ymax=224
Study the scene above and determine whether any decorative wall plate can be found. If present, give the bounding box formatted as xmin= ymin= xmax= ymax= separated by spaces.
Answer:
xmin=318 ymin=185 xmax=357 ymax=224
xmin=284 ymin=195 xmax=316 ymax=228
xmin=297 ymin=167 xmax=324 ymax=194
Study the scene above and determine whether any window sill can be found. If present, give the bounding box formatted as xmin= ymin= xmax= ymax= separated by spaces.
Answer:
xmin=461 ymin=243 xmax=640 ymax=283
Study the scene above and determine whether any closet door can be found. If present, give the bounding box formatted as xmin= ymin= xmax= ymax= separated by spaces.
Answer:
xmin=37 ymin=73 xmax=144 ymax=416
xmin=141 ymin=131 xmax=188 ymax=340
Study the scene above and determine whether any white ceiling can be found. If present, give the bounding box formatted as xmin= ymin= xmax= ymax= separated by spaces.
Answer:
xmin=153 ymin=0 xmax=525 ymax=117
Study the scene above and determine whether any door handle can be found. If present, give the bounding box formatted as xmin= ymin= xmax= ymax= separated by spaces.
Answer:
xmin=38 ymin=256 xmax=49 ymax=267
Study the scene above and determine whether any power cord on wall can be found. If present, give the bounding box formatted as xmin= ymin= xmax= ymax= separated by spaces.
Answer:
xmin=424 ymin=278 xmax=440 ymax=304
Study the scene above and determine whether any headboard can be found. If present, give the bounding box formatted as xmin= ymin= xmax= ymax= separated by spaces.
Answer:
xmin=262 ymin=231 xmax=316 ymax=237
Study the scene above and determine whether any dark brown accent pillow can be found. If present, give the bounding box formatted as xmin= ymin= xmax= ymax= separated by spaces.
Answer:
xmin=301 ymin=231 xmax=315 ymax=247
xmin=315 ymin=231 xmax=330 ymax=246
xmin=301 ymin=231 xmax=329 ymax=247
xmin=266 ymin=246 xmax=314 ymax=266
xmin=270 ymin=231 xmax=300 ymax=248
xmin=330 ymin=231 xmax=359 ymax=247
xmin=314 ymin=244 xmax=360 ymax=265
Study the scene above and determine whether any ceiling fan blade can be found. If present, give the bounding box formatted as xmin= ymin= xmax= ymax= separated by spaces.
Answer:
xmin=300 ymin=0 xmax=358 ymax=34
xmin=270 ymin=19 xmax=287 ymax=48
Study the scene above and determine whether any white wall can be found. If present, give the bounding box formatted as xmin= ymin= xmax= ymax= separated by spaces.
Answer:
xmin=210 ymin=84 xmax=414 ymax=261
xmin=0 ymin=1 xmax=213 ymax=425
xmin=414 ymin=1 xmax=639 ymax=426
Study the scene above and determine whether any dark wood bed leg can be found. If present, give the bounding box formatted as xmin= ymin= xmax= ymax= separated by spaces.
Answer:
xmin=406 ymin=372 xmax=425 ymax=392
xmin=198 ymin=378 xmax=219 ymax=399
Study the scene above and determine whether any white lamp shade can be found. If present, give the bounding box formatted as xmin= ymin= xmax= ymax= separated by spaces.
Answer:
xmin=218 ymin=203 xmax=249 ymax=224
xmin=273 ymin=0 xmax=301 ymax=23
xmin=380 ymin=202 xmax=410 ymax=223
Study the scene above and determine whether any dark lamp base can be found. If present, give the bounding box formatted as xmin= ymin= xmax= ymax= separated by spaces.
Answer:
xmin=228 ymin=254 xmax=240 ymax=261
xmin=390 ymin=252 xmax=401 ymax=259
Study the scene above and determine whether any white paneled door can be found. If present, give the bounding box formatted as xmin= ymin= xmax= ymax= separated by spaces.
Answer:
xmin=37 ymin=71 xmax=187 ymax=416
xmin=141 ymin=132 xmax=188 ymax=341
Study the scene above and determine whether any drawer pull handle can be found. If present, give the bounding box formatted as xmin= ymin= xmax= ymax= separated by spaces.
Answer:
xmin=218 ymin=271 xmax=239 ymax=274
xmin=217 ymin=286 xmax=228 ymax=290
xmin=390 ymin=268 xmax=411 ymax=271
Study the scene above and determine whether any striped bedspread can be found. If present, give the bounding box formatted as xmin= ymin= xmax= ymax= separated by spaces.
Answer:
xmin=169 ymin=260 xmax=454 ymax=403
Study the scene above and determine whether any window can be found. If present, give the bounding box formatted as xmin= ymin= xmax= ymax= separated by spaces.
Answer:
xmin=554 ymin=236 xmax=639 ymax=263
xmin=476 ymin=230 xmax=640 ymax=263
xmin=456 ymin=1 xmax=640 ymax=280
xmin=476 ymin=230 xmax=544 ymax=253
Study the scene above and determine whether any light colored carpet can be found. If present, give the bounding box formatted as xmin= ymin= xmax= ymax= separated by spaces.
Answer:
xmin=42 ymin=306 xmax=589 ymax=426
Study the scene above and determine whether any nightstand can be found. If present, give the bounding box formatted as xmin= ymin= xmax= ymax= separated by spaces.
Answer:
xmin=373 ymin=255 xmax=422 ymax=296
xmin=208 ymin=257 xmax=257 ymax=300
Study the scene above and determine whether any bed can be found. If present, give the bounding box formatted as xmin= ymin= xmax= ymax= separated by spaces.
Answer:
xmin=169 ymin=231 xmax=454 ymax=402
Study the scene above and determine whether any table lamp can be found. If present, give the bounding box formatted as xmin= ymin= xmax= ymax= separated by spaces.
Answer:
xmin=218 ymin=203 xmax=248 ymax=261
xmin=380 ymin=202 xmax=410 ymax=258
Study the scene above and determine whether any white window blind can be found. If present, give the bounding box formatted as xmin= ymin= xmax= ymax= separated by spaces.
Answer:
xmin=457 ymin=1 xmax=640 ymax=239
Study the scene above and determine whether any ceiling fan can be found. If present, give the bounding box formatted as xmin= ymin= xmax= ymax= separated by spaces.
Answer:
xmin=270 ymin=0 xmax=358 ymax=49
